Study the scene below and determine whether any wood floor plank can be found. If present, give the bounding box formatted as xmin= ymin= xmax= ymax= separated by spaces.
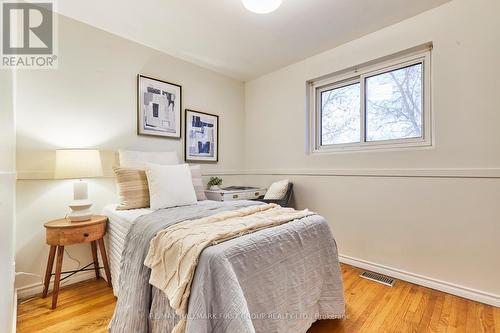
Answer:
xmin=386 ymin=284 xmax=419 ymax=332
xmin=340 ymin=273 xmax=387 ymax=332
xmin=417 ymin=290 xmax=440 ymax=332
xmin=366 ymin=282 xmax=413 ymax=332
xmin=428 ymin=291 xmax=446 ymax=333
xmin=478 ymin=303 xmax=496 ymax=333
xmin=407 ymin=286 xmax=434 ymax=332
xmin=438 ymin=293 xmax=453 ymax=330
xmin=454 ymin=296 xmax=469 ymax=333
xmin=398 ymin=285 xmax=423 ymax=332
xmin=466 ymin=301 xmax=479 ymax=332
xmin=18 ymin=264 xmax=499 ymax=333
xmin=493 ymin=306 xmax=500 ymax=332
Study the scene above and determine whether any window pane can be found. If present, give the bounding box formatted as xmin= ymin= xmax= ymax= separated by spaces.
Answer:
xmin=321 ymin=83 xmax=360 ymax=145
xmin=366 ymin=63 xmax=423 ymax=141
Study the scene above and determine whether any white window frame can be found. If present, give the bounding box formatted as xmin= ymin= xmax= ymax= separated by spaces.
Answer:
xmin=308 ymin=46 xmax=432 ymax=153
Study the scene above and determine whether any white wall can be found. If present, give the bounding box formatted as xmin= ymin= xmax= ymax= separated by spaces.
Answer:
xmin=0 ymin=68 xmax=16 ymax=331
xmin=15 ymin=14 xmax=246 ymax=293
xmin=244 ymin=0 xmax=500 ymax=305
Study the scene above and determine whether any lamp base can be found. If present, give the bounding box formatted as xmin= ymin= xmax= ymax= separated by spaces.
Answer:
xmin=68 ymin=199 xmax=93 ymax=222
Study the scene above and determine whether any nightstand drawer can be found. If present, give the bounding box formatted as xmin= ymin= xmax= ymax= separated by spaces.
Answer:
xmin=205 ymin=187 xmax=267 ymax=201
xmin=46 ymin=223 xmax=106 ymax=246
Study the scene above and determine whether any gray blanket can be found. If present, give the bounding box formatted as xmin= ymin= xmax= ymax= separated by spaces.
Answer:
xmin=109 ymin=200 xmax=344 ymax=333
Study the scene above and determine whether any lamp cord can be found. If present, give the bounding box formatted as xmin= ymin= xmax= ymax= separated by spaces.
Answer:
xmin=17 ymin=247 xmax=82 ymax=304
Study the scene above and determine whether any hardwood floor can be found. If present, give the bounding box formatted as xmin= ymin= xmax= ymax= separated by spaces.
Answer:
xmin=17 ymin=264 xmax=500 ymax=333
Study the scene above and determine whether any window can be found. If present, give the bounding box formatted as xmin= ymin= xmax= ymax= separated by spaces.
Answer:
xmin=320 ymin=82 xmax=360 ymax=145
xmin=309 ymin=47 xmax=431 ymax=152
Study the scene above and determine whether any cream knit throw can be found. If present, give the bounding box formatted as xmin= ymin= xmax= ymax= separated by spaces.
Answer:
xmin=144 ymin=203 xmax=314 ymax=333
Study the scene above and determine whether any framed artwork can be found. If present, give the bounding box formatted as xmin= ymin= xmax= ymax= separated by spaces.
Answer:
xmin=185 ymin=109 xmax=219 ymax=162
xmin=137 ymin=74 xmax=182 ymax=139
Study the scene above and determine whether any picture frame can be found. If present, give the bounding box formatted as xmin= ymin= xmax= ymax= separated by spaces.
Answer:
xmin=185 ymin=109 xmax=219 ymax=163
xmin=137 ymin=74 xmax=182 ymax=139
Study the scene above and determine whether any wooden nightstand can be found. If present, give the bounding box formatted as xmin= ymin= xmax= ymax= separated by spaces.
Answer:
xmin=42 ymin=215 xmax=112 ymax=309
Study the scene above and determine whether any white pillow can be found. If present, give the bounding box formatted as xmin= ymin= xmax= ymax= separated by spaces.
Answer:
xmin=119 ymin=150 xmax=179 ymax=169
xmin=264 ymin=179 xmax=290 ymax=200
xmin=145 ymin=163 xmax=197 ymax=210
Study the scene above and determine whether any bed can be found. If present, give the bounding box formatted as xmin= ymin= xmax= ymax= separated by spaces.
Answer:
xmin=104 ymin=200 xmax=344 ymax=333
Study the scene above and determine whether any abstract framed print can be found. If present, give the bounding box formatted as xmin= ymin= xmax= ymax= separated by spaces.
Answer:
xmin=137 ymin=74 xmax=182 ymax=139
xmin=185 ymin=109 xmax=219 ymax=163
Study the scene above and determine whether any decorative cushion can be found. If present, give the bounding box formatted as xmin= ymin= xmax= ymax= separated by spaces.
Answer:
xmin=119 ymin=150 xmax=179 ymax=169
xmin=263 ymin=179 xmax=290 ymax=200
xmin=145 ymin=163 xmax=197 ymax=210
xmin=190 ymin=165 xmax=207 ymax=201
xmin=113 ymin=167 xmax=150 ymax=210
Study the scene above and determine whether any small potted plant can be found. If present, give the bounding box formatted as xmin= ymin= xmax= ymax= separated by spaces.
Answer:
xmin=207 ymin=177 xmax=223 ymax=191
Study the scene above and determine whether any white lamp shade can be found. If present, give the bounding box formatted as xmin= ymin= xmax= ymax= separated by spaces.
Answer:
xmin=54 ymin=149 xmax=103 ymax=179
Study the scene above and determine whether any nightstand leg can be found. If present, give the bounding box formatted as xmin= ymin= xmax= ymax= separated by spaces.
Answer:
xmin=42 ymin=246 xmax=56 ymax=298
xmin=97 ymin=238 xmax=112 ymax=288
xmin=52 ymin=246 xmax=64 ymax=309
xmin=90 ymin=241 xmax=100 ymax=279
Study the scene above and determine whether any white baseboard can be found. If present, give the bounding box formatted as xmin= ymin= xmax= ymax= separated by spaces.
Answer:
xmin=16 ymin=269 xmax=106 ymax=300
xmin=339 ymin=254 xmax=500 ymax=308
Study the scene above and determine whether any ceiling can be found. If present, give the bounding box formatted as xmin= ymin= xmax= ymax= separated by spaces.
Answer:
xmin=56 ymin=0 xmax=451 ymax=81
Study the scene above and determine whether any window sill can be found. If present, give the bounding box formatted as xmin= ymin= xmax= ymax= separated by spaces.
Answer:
xmin=311 ymin=139 xmax=433 ymax=154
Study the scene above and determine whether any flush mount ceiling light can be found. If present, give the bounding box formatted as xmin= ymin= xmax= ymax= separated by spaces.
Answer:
xmin=242 ymin=0 xmax=282 ymax=14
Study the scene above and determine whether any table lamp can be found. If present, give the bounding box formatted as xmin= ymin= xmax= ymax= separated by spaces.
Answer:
xmin=54 ymin=149 xmax=103 ymax=222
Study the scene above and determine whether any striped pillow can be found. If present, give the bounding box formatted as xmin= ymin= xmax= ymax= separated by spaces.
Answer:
xmin=190 ymin=165 xmax=207 ymax=201
xmin=113 ymin=167 xmax=150 ymax=210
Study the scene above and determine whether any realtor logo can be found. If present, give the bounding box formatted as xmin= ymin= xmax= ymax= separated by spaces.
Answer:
xmin=1 ymin=1 xmax=57 ymax=68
